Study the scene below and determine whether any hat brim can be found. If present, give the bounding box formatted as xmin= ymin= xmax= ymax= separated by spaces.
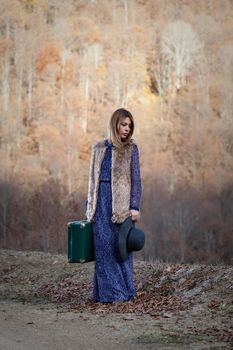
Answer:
xmin=118 ymin=216 xmax=134 ymax=262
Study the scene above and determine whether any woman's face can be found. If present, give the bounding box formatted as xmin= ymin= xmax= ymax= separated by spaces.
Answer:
xmin=117 ymin=117 xmax=132 ymax=140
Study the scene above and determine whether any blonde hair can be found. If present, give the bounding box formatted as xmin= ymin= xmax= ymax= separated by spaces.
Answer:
xmin=108 ymin=108 xmax=135 ymax=148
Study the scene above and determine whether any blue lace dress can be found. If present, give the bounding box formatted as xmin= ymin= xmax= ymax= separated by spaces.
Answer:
xmin=92 ymin=139 xmax=142 ymax=303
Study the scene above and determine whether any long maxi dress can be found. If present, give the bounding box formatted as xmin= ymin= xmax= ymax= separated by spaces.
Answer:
xmin=92 ymin=139 xmax=142 ymax=303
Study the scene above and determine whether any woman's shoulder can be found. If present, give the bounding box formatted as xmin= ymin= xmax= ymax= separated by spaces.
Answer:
xmin=130 ymin=139 xmax=139 ymax=149
xmin=92 ymin=139 xmax=107 ymax=149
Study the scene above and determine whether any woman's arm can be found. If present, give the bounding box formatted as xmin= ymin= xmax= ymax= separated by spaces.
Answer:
xmin=85 ymin=144 xmax=95 ymax=221
xmin=130 ymin=143 xmax=142 ymax=220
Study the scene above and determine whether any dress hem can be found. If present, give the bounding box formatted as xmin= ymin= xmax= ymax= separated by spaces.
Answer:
xmin=93 ymin=294 xmax=135 ymax=303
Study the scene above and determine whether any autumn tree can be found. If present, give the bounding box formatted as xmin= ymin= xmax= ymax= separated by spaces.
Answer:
xmin=159 ymin=20 xmax=203 ymax=94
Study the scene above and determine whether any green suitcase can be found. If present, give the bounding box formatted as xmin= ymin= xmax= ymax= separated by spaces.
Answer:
xmin=67 ymin=220 xmax=95 ymax=263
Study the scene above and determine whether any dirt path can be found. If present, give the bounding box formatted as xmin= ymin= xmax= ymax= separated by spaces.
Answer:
xmin=0 ymin=300 xmax=164 ymax=350
xmin=1 ymin=300 xmax=231 ymax=350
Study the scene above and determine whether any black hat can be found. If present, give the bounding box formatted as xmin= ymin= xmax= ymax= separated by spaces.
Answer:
xmin=118 ymin=216 xmax=145 ymax=263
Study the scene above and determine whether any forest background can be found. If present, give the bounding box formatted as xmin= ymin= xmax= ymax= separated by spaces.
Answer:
xmin=0 ymin=0 xmax=232 ymax=264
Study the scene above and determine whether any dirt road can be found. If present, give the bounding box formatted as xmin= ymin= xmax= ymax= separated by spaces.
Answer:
xmin=0 ymin=300 xmax=168 ymax=350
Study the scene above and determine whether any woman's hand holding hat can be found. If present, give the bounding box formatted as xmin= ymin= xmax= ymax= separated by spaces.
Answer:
xmin=130 ymin=209 xmax=140 ymax=222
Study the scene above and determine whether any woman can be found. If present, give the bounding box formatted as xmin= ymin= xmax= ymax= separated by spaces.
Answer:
xmin=86 ymin=108 xmax=142 ymax=303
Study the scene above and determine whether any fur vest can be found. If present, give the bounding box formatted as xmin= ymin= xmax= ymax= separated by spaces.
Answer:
xmin=86 ymin=139 xmax=135 ymax=224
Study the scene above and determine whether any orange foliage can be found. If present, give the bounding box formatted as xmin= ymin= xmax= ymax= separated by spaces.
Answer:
xmin=36 ymin=43 xmax=60 ymax=74
xmin=62 ymin=59 xmax=74 ymax=84
xmin=0 ymin=38 xmax=12 ymax=55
